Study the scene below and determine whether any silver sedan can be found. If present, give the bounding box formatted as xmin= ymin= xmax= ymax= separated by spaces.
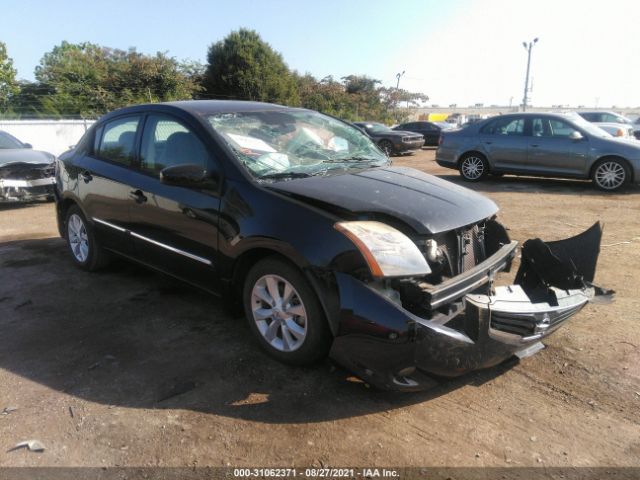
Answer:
xmin=436 ymin=112 xmax=640 ymax=191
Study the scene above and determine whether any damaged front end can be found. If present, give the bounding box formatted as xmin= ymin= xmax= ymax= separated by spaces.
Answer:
xmin=0 ymin=162 xmax=56 ymax=202
xmin=329 ymin=220 xmax=612 ymax=391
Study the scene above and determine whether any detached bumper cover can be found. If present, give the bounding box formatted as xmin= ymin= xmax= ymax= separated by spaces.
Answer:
xmin=329 ymin=223 xmax=612 ymax=391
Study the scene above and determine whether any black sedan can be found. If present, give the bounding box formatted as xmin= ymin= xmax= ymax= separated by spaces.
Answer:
xmin=55 ymin=101 xmax=609 ymax=391
xmin=352 ymin=121 xmax=424 ymax=155
xmin=393 ymin=121 xmax=456 ymax=146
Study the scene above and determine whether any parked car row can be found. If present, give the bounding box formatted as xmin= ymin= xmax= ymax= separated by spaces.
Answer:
xmin=53 ymin=100 xmax=611 ymax=391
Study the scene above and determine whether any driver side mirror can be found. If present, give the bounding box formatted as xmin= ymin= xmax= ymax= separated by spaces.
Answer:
xmin=569 ymin=131 xmax=584 ymax=141
xmin=24 ymin=143 xmax=33 ymax=149
xmin=160 ymin=164 xmax=216 ymax=189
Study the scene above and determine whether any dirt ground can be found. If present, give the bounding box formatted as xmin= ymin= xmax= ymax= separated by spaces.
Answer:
xmin=0 ymin=149 xmax=639 ymax=471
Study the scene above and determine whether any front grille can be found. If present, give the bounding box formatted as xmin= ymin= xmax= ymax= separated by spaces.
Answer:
xmin=490 ymin=303 xmax=584 ymax=337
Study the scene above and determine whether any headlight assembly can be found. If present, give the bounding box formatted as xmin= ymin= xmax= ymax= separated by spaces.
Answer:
xmin=334 ymin=221 xmax=431 ymax=278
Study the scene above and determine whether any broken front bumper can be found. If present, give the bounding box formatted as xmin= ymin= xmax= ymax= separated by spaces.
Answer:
xmin=0 ymin=177 xmax=55 ymax=202
xmin=329 ymin=224 xmax=609 ymax=391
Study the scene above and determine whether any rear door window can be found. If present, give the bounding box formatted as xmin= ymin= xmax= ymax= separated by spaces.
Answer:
xmin=481 ymin=117 xmax=524 ymax=136
xmin=96 ymin=116 xmax=142 ymax=166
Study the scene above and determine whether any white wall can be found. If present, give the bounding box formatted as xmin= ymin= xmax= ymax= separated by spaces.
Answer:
xmin=0 ymin=119 xmax=96 ymax=156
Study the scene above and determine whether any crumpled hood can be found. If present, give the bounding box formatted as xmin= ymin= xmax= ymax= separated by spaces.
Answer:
xmin=267 ymin=166 xmax=498 ymax=235
xmin=0 ymin=149 xmax=55 ymax=167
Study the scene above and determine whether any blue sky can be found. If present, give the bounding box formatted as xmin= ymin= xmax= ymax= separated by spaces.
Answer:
xmin=2 ymin=0 xmax=639 ymax=107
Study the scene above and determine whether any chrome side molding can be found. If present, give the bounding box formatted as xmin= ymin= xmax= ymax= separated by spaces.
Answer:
xmin=91 ymin=217 xmax=212 ymax=266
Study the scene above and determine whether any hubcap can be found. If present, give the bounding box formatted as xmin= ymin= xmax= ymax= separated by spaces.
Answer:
xmin=67 ymin=213 xmax=89 ymax=263
xmin=595 ymin=162 xmax=625 ymax=190
xmin=461 ymin=156 xmax=485 ymax=179
xmin=251 ymin=274 xmax=307 ymax=352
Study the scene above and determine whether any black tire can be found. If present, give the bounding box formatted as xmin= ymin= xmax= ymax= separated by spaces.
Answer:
xmin=379 ymin=140 xmax=394 ymax=157
xmin=458 ymin=153 xmax=489 ymax=182
xmin=64 ymin=205 xmax=110 ymax=271
xmin=591 ymin=158 xmax=629 ymax=191
xmin=243 ymin=257 xmax=331 ymax=365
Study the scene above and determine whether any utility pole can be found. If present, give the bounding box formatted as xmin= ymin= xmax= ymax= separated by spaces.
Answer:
xmin=521 ymin=38 xmax=538 ymax=112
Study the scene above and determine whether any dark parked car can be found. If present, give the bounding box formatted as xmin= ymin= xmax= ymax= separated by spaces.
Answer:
xmin=55 ymin=101 xmax=609 ymax=391
xmin=436 ymin=112 xmax=640 ymax=191
xmin=393 ymin=121 xmax=456 ymax=146
xmin=352 ymin=121 xmax=424 ymax=155
xmin=0 ymin=130 xmax=56 ymax=202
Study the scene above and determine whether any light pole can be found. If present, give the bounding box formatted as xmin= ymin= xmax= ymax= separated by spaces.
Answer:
xmin=395 ymin=71 xmax=405 ymax=122
xmin=521 ymin=38 xmax=538 ymax=112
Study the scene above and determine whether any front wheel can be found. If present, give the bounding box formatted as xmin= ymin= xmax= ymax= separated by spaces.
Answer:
xmin=592 ymin=158 xmax=629 ymax=191
xmin=459 ymin=153 xmax=489 ymax=182
xmin=243 ymin=257 xmax=331 ymax=365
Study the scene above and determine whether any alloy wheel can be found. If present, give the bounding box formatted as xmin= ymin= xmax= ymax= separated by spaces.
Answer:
xmin=250 ymin=274 xmax=308 ymax=352
xmin=594 ymin=161 xmax=626 ymax=190
xmin=461 ymin=156 xmax=485 ymax=180
xmin=67 ymin=213 xmax=89 ymax=263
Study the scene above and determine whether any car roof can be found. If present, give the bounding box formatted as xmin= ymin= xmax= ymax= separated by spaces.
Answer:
xmin=578 ymin=110 xmax=617 ymax=114
xmin=483 ymin=112 xmax=577 ymax=120
xmin=96 ymin=100 xmax=303 ymax=123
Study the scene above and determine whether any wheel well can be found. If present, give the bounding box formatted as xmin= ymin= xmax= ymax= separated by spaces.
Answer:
xmin=589 ymin=156 xmax=634 ymax=182
xmin=57 ymin=198 xmax=78 ymax=238
xmin=228 ymin=248 xmax=338 ymax=336
xmin=229 ymin=248 xmax=296 ymax=305
xmin=458 ymin=150 xmax=487 ymax=165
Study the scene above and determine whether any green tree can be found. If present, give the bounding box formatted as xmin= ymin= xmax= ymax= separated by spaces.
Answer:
xmin=31 ymin=41 xmax=201 ymax=117
xmin=203 ymin=29 xmax=298 ymax=104
xmin=380 ymin=87 xmax=429 ymax=123
xmin=0 ymin=42 xmax=19 ymax=113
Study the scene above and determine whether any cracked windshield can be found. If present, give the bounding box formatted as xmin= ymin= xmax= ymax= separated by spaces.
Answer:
xmin=209 ymin=110 xmax=388 ymax=180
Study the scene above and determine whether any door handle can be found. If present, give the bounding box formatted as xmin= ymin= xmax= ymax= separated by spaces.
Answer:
xmin=530 ymin=144 xmax=539 ymax=148
xmin=80 ymin=171 xmax=92 ymax=182
xmin=129 ymin=189 xmax=147 ymax=203
xmin=484 ymin=141 xmax=492 ymax=145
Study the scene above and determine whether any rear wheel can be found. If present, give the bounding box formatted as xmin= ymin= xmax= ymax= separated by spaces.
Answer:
xmin=459 ymin=153 xmax=489 ymax=181
xmin=243 ymin=257 xmax=331 ymax=365
xmin=64 ymin=205 xmax=110 ymax=271
xmin=592 ymin=158 xmax=629 ymax=191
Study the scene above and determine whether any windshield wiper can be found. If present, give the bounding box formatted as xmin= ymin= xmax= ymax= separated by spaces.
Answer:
xmin=259 ymin=171 xmax=313 ymax=180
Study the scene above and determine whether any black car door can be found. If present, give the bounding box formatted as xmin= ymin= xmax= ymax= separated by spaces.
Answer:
xmin=421 ymin=123 xmax=440 ymax=145
xmin=76 ymin=115 xmax=142 ymax=254
xmin=127 ymin=113 xmax=222 ymax=292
